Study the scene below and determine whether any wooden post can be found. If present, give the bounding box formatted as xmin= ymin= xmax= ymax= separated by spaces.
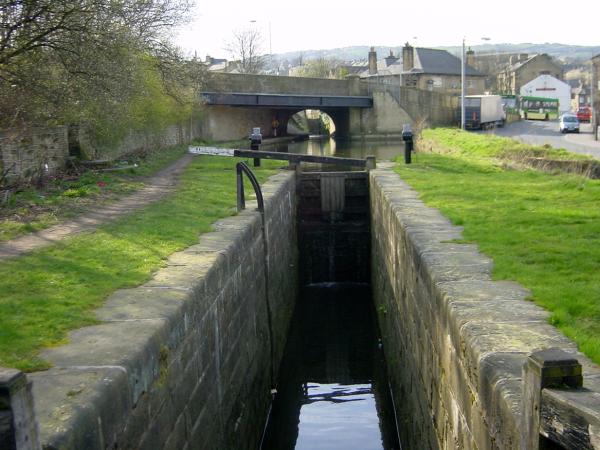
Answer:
xmin=521 ymin=348 xmax=582 ymax=450
xmin=0 ymin=368 xmax=40 ymax=450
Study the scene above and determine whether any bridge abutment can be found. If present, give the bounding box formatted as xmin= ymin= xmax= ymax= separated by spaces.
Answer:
xmin=200 ymin=106 xmax=295 ymax=141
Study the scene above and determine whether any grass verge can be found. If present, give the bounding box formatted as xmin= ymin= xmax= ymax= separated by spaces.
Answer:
xmin=419 ymin=128 xmax=592 ymax=161
xmin=0 ymin=155 xmax=281 ymax=371
xmin=0 ymin=145 xmax=188 ymax=242
xmin=397 ymin=129 xmax=600 ymax=364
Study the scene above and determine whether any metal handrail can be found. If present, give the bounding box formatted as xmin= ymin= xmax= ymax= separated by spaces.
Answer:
xmin=235 ymin=161 xmax=276 ymax=405
xmin=236 ymin=161 xmax=264 ymax=212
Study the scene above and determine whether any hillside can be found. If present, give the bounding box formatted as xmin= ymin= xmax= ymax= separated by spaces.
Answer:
xmin=275 ymin=43 xmax=600 ymax=64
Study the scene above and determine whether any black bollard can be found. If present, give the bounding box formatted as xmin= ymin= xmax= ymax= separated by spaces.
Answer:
xmin=249 ymin=127 xmax=262 ymax=167
xmin=402 ymin=124 xmax=413 ymax=164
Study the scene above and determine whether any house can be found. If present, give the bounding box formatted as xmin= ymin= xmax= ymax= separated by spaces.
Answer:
xmin=340 ymin=60 xmax=370 ymax=76
xmin=203 ymin=55 xmax=241 ymax=73
xmin=469 ymin=52 xmax=529 ymax=92
xmin=496 ymin=53 xmax=563 ymax=95
xmin=520 ymin=75 xmax=572 ymax=114
xmin=400 ymin=43 xmax=485 ymax=95
xmin=570 ymin=82 xmax=591 ymax=111
xmin=358 ymin=47 xmax=404 ymax=85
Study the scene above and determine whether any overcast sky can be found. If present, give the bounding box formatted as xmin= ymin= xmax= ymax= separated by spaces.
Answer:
xmin=173 ymin=0 xmax=600 ymax=59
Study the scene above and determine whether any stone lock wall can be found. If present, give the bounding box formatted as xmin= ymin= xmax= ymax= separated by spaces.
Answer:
xmin=369 ymin=164 xmax=598 ymax=449
xmin=28 ymin=170 xmax=298 ymax=450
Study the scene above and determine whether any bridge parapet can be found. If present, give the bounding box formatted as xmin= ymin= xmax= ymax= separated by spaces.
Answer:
xmin=204 ymin=72 xmax=367 ymax=96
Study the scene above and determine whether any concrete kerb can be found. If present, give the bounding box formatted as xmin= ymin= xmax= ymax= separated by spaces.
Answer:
xmin=28 ymin=170 xmax=295 ymax=449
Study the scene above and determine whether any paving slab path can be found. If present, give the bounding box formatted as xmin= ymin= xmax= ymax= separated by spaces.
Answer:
xmin=0 ymin=154 xmax=194 ymax=261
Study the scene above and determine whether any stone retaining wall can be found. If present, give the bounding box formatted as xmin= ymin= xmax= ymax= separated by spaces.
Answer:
xmin=0 ymin=120 xmax=202 ymax=184
xmin=369 ymin=164 xmax=600 ymax=449
xmin=0 ymin=127 xmax=68 ymax=183
xmin=28 ymin=170 xmax=297 ymax=449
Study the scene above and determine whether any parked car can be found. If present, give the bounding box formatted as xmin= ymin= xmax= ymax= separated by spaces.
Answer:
xmin=559 ymin=114 xmax=580 ymax=133
xmin=576 ymin=106 xmax=592 ymax=122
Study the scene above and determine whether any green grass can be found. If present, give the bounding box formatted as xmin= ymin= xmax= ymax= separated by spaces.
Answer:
xmin=0 ymin=145 xmax=188 ymax=242
xmin=0 ymin=156 xmax=281 ymax=371
xmin=420 ymin=128 xmax=592 ymax=161
xmin=397 ymin=129 xmax=600 ymax=363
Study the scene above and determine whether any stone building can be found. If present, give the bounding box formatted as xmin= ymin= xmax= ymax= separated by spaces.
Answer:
xmin=358 ymin=47 xmax=404 ymax=85
xmin=520 ymin=75 xmax=572 ymax=114
xmin=496 ymin=53 xmax=563 ymax=95
xmin=401 ymin=43 xmax=485 ymax=95
xmin=570 ymin=82 xmax=591 ymax=111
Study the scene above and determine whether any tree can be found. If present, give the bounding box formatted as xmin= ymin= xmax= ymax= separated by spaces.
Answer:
xmin=0 ymin=0 xmax=195 ymax=130
xmin=295 ymin=57 xmax=345 ymax=79
xmin=225 ymin=27 xmax=265 ymax=74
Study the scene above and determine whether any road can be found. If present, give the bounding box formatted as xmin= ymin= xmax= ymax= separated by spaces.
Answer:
xmin=481 ymin=120 xmax=600 ymax=159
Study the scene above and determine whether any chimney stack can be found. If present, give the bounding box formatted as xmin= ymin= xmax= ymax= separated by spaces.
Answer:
xmin=466 ymin=47 xmax=475 ymax=68
xmin=403 ymin=42 xmax=414 ymax=72
xmin=368 ymin=47 xmax=378 ymax=75
xmin=385 ymin=49 xmax=399 ymax=67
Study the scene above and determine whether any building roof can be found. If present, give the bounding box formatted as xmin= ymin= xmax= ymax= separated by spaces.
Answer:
xmin=358 ymin=49 xmax=404 ymax=78
xmin=360 ymin=59 xmax=404 ymax=77
xmin=408 ymin=48 xmax=483 ymax=76
xmin=507 ymin=53 xmax=559 ymax=73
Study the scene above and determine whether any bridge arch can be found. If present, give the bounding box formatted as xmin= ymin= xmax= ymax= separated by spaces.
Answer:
xmin=287 ymin=109 xmax=344 ymax=137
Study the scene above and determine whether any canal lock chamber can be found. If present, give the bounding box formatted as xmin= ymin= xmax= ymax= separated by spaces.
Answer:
xmin=28 ymin=159 xmax=572 ymax=450
xmin=259 ymin=168 xmax=402 ymax=450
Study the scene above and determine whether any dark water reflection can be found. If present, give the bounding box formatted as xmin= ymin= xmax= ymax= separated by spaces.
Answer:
xmin=260 ymin=284 xmax=401 ymax=450
xmin=273 ymin=137 xmax=404 ymax=162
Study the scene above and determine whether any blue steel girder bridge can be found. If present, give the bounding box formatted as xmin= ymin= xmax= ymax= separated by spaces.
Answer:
xmin=199 ymin=72 xmax=457 ymax=141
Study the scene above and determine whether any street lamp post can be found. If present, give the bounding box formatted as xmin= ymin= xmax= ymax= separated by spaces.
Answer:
xmin=250 ymin=19 xmax=272 ymax=72
xmin=461 ymin=37 xmax=491 ymax=130
xmin=461 ymin=37 xmax=465 ymax=130
xmin=591 ymin=58 xmax=597 ymax=140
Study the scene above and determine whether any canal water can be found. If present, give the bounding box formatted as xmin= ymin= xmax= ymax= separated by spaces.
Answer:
xmin=259 ymin=136 xmax=403 ymax=449
xmin=273 ymin=136 xmax=405 ymax=162
xmin=260 ymin=284 xmax=401 ymax=450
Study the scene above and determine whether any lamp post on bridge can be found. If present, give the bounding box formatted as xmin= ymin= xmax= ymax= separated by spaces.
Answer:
xmin=250 ymin=19 xmax=273 ymax=73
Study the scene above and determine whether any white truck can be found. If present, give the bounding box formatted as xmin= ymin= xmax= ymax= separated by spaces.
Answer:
xmin=464 ymin=95 xmax=506 ymax=130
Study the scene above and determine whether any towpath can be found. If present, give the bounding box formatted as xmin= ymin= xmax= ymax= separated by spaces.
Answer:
xmin=0 ymin=154 xmax=194 ymax=261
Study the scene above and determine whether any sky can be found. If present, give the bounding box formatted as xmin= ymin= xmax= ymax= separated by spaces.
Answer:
xmin=173 ymin=0 xmax=600 ymax=59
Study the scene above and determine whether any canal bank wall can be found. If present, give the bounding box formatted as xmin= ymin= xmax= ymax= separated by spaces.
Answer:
xmin=25 ymin=171 xmax=297 ymax=449
xmin=369 ymin=164 xmax=600 ymax=449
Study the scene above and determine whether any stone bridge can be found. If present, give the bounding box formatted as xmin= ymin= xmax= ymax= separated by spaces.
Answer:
xmin=199 ymin=73 xmax=457 ymax=141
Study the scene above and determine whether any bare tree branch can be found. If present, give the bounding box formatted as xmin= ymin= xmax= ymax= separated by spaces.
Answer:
xmin=225 ymin=27 xmax=266 ymax=74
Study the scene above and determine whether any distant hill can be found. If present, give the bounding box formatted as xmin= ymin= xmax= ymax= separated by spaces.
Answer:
xmin=275 ymin=43 xmax=600 ymax=64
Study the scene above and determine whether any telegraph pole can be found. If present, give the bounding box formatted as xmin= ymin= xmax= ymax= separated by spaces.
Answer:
xmin=461 ymin=37 xmax=466 ymax=130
